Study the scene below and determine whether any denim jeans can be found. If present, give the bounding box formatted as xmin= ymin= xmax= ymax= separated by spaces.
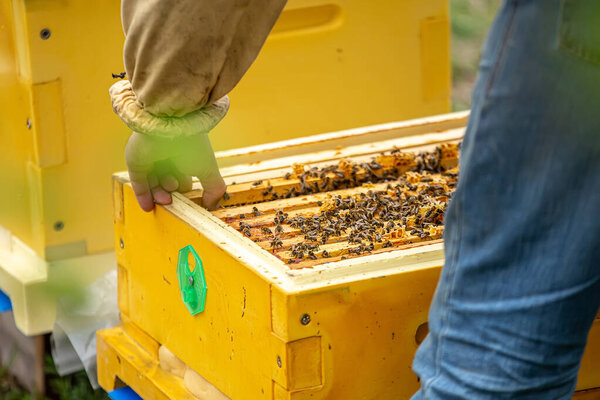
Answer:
xmin=412 ymin=1 xmax=600 ymax=399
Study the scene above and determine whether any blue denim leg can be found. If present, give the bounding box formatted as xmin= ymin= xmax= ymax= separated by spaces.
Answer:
xmin=412 ymin=0 xmax=600 ymax=399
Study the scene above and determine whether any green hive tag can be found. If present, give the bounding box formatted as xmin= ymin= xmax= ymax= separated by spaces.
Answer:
xmin=177 ymin=245 xmax=207 ymax=315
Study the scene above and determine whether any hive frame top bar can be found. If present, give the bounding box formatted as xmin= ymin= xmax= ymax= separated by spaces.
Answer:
xmin=214 ymin=111 xmax=469 ymax=168
xmin=114 ymin=112 xmax=468 ymax=293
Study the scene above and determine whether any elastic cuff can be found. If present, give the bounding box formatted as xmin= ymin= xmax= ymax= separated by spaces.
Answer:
xmin=109 ymin=80 xmax=229 ymax=138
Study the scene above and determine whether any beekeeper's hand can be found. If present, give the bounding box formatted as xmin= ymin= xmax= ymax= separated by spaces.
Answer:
xmin=110 ymin=0 xmax=286 ymax=211
xmin=111 ymin=84 xmax=229 ymax=211
xmin=124 ymin=131 xmax=225 ymax=212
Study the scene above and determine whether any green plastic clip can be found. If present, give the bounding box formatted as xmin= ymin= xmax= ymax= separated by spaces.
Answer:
xmin=177 ymin=245 xmax=207 ymax=315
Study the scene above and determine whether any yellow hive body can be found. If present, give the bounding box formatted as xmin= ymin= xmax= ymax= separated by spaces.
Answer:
xmin=210 ymin=0 xmax=452 ymax=149
xmin=0 ymin=0 xmax=450 ymax=334
xmin=97 ymin=113 xmax=600 ymax=399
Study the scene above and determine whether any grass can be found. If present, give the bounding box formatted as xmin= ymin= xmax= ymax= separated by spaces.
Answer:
xmin=1 ymin=353 xmax=109 ymax=400
xmin=450 ymin=0 xmax=503 ymax=110
xmin=0 ymin=364 xmax=36 ymax=400
xmin=44 ymin=355 xmax=110 ymax=400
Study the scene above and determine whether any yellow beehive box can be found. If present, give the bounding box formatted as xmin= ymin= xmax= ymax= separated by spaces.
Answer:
xmin=0 ymin=0 xmax=450 ymax=335
xmin=98 ymin=112 xmax=600 ymax=399
xmin=211 ymin=0 xmax=452 ymax=149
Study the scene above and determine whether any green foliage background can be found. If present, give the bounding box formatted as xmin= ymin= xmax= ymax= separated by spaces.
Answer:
xmin=1 ymin=354 xmax=109 ymax=400
xmin=451 ymin=0 xmax=502 ymax=110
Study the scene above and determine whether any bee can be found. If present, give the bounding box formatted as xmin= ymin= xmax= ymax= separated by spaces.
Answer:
xmin=305 ymin=232 xmax=318 ymax=242
xmin=275 ymin=225 xmax=283 ymax=233
xmin=322 ymin=250 xmax=330 ymax=258
xmin=420 ymin=177 xmax=433 ymax=183
xmin=242 ymin=228 xmax=252 ymax=237
xmin=239 ymin=214 xmax=245 ymax=219
xmin=300 ymin=180 xmax=310 ymax=193
xmin=317 ymin=201 xmax=323 ymax=207
xmin=287 ymin=259 xmax=295 ymax=264
xmin=383 ymin=241 xmax=393 ymax=248
xmin=320 ymin=177 xmax=330 ymax=190
xmin=222 ymin=192 xmax=230 ymax=201
xmin=111 ymin=72 xmax=126 ymax=79
xmin=270 ymin=237 xmax=283 ymax=248
xmin=261 ymin=227 xmax=273 ymax=235
xmin=307 ymin=252 xmax=317 ymax=260
xmin=284 ymin=172 xmax=292 ymax=180
xmin=252 ymin=180 xmax=263 ymax=186
xmin=252 ymin=207 xmax=262 ymax=217
xmin=370 ymin=162 xmax=383 ymax=170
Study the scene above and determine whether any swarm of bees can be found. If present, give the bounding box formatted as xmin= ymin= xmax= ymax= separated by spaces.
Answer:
xmin=225 ymin=144 xmax=459 ymax=267
xmin=283 ymin=184 xmax=449 ymax=259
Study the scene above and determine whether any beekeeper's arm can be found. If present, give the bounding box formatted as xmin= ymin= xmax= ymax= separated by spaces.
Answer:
xmin=110 ymin=0 xmax=287 ymax=211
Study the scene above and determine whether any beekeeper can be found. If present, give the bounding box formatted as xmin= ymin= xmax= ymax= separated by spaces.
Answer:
xmin=110 ymin=0 xmax=286 ymax=211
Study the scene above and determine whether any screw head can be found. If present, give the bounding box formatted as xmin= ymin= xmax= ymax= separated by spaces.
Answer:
xmin=53 ymin=221 xmax=64 ymax=231
xmin=300 ymin=313 xmax=311 ymax=325
xmin=188 ymin=276 xmax=194 ymax=286
xmin=277 ymin=356 xmax=282 ymax=368
xmin=26 ymin=119 xmax=31 ymax=129
xmin=40 ymin=28 xmax=51 ymax=40
xmin=119 ymin=238 xmax=124 ymax=249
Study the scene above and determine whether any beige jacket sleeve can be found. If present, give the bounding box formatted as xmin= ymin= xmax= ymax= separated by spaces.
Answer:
xmin=110 ymin=0 xmax=287 ymax=138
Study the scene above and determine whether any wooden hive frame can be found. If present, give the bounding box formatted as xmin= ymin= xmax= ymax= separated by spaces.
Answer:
xmin=206 ymin=144 xmax=458 ymax=269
